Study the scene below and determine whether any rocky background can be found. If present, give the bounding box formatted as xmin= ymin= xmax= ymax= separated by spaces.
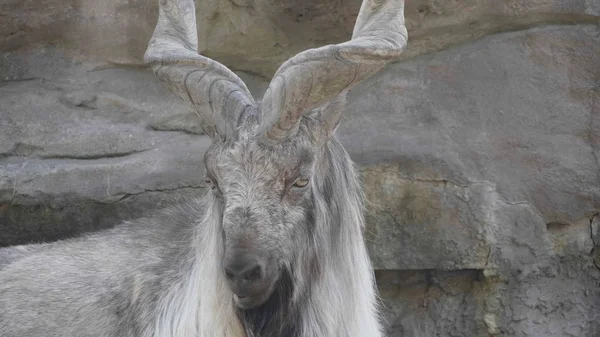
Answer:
xmin=1 ymin=0 xmax=600 ymax=336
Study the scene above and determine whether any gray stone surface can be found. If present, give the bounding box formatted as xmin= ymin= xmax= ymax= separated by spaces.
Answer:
xmin=342 ymin=24 xmax=600 ymax=336
xmin=1 ymin=1 xmax=600 ymax=336
xmin=347 ymin=24 xmax=600 ymax=271
xmin=2 ymin=0 xmax=599 ymax=78
xmin=0 ymin=67 xmax=210 ymax=245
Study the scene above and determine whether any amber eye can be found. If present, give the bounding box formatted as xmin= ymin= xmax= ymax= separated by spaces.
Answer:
xmin=292 ymin=175 xmax=310 ymax=188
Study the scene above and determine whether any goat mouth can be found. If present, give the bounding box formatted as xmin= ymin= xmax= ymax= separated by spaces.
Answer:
xmin=232 ymin=276 xmax=278 ymax=310
xmin=233 ymin=292 xmax=270 ymax=310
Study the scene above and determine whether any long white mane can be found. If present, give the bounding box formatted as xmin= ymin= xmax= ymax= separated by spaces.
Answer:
xmin=150 ymin=139 xmax=382 ymax=337
xmin=151 ymin=197 xmax=244 ymax=337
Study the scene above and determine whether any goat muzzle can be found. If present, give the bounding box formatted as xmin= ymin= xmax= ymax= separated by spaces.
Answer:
xmin=223 ymin=249 xmax=278 ymax=309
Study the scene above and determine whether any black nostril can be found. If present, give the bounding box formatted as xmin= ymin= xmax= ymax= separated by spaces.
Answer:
xmin=223 ymin=251 xmax=265 ymax=286
xmin=243 ymin=265 xmax=262 ymax=282
xmin=224 ymin=262 xmax=263 ymax=283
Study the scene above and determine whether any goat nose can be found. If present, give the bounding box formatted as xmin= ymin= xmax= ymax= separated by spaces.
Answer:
xmin=223 ymin=251 xmax=265 ymax=287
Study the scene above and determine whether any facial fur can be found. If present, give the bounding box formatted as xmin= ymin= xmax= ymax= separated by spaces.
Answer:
xmin=203 ymin=117 xmax=326 ymax=309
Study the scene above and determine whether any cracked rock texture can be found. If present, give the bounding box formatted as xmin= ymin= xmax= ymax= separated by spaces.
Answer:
xmin=352 ymin=24 xmax=600 ymax=336
xmin=1 ymin=1 xmax=600 ymax=336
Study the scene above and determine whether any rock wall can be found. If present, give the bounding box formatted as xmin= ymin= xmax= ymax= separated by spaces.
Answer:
xmin=1 ymin=1 xmax=599 ymax=336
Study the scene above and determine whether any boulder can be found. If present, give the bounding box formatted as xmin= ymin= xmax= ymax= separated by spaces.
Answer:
xmin=0 ymin=67 xmax=208 ymax=245
xmin=342 ymin=24 xmax=600 ymax=336
xmin=2 ymin=0 xmax=599 ymax=78
xmin=345 ymin=24 xmax=600 ymax=272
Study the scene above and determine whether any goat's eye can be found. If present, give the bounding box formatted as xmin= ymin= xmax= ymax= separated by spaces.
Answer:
xmin=205 ymin=177 xmax=216 ymax=190
xmin=292 ymin=175 xmax=310 ymax=188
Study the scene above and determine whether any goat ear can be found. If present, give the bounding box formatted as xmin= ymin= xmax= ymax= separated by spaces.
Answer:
xmin=258 ymin=0 xmax=407 ymax=146
xmin=144 ymin=0 xmax=257 ymax=141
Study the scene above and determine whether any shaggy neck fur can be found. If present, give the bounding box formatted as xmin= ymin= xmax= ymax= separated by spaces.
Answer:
xmin=152 ymin=137 xmax=382 ymax=337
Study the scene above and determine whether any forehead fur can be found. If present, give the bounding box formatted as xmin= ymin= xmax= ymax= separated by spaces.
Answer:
xmin=204 ymin=117 xmax=322 ymax=183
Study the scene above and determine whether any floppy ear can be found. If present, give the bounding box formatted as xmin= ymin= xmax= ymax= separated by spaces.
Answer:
xmin=144 ymin=0 xmax=257 ymax=141
xmin=258 ymin=0 xmax=407 ymax=146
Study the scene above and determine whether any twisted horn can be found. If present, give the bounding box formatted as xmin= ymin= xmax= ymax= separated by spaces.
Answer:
xmin=259 ymin=0 xmax=407 ymax=145
xmin=144 ymin=0 xmax=257 ymax=141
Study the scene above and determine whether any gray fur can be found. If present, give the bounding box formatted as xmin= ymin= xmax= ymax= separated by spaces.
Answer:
xmin=0 ymin=0 xmax=407 ymax=336
xmin=0 ymin=244 xmax=50 ymax=270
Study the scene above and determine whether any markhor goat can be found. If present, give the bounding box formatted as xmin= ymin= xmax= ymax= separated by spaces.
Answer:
xmin=0 ymin=0 xmax=407 ymax=336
